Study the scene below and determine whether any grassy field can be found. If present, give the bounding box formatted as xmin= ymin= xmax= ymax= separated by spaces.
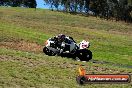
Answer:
xmin=0 ymin=7 xmax=132 ymax=88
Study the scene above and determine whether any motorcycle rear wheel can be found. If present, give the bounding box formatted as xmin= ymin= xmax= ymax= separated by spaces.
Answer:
xmin=76 ymin=49 xmax=92 ymax=61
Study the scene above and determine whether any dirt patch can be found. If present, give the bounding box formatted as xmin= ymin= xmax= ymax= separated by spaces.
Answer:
xmin=0 ymin=41 xmax=43 ymax=53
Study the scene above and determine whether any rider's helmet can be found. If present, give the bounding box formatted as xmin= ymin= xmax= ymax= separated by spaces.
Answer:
xmin=58 ymin=34 xmax=66 ymax=42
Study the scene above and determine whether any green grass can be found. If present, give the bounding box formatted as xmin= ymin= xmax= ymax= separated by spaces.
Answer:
xmin=0 ymin=48 xmax=132 ymax=88
xmin=0 ymin=21 xmax=50 ymax=44
xmin=0 ymin=7 xmax=132 ymax=87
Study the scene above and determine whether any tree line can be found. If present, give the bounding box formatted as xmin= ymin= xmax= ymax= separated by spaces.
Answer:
xmin=0 ymin=0 xmax=37 ymax=8
xmin=44 ymin=0 xmax=132 ymax=22
xmin=0 ymin=0 xmax=131 ymax=22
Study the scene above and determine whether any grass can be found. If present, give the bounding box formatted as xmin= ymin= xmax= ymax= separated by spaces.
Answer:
xmin=0 ymin=7 xmax=132 ymax=87
xmin=0 ymin=48 xmax=132 ymax=88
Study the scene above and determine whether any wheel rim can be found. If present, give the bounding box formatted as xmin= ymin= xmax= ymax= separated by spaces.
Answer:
xmin=86 ymin=55 xmax=90 ymax=58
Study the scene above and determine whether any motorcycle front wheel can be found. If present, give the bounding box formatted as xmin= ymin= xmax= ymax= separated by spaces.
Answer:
xmin=43 ymin=47 xmax=56 ymax=56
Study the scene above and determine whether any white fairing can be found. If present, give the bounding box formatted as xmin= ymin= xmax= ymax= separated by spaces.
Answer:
xmin=70 ymin=42 xmax=76 ymax=51
xmin=79 ymin=40 xmax=90 ymax=49
xmin=46 ymin=39 xmax=54 ymax=47
xmin=62 ymin=37 xmax=76 ymax=52
xmin=65 ymin=42 xmax=76 ymax=52
xmin=45 ymin=37 xmax=76 ymax=52
xmin=45 ymin=38 xmax=89 ymax=52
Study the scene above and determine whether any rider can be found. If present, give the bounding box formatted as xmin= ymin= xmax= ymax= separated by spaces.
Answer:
xmin=52 ymin=34 xmax=66 ymax=46
xmin=53 ymin=34 xmax=71 ymax=55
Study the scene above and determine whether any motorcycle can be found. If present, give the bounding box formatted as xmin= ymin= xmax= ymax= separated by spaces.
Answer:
xmin=43 ymin=36 xmax=92 ymax=61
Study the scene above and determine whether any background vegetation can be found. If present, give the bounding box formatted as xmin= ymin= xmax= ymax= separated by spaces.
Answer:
xmin=0 ymin=0 xmax=132 ymax=22
xmin=44 ymin=0 xmax=132 ymax=22
xmin=0 ymin=0 xmax=37 ymax=8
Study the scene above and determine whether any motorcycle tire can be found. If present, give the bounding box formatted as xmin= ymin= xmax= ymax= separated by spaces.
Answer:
xmin=77 ymin=49 xmax=92 ymax=61
xmin=43 ymin=47 xmax=56 ymax=56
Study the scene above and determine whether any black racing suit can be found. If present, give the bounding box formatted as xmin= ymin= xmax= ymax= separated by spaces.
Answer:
xmin=52 ymin=36 xmax=72 ymax=55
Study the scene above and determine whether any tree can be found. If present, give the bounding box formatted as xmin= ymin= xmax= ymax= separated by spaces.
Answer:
xmin=0 ymin=0 xmax=37 ymax=8
xmin=85 ymin=0 xmax=90 ymax=13
xmin=43 ymin=0 xmax=132 ymax=22
xmin=23 ymin=0 xmax=37 ymax=8
xmin=0 ymin=0 xmax=4 ymax=6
